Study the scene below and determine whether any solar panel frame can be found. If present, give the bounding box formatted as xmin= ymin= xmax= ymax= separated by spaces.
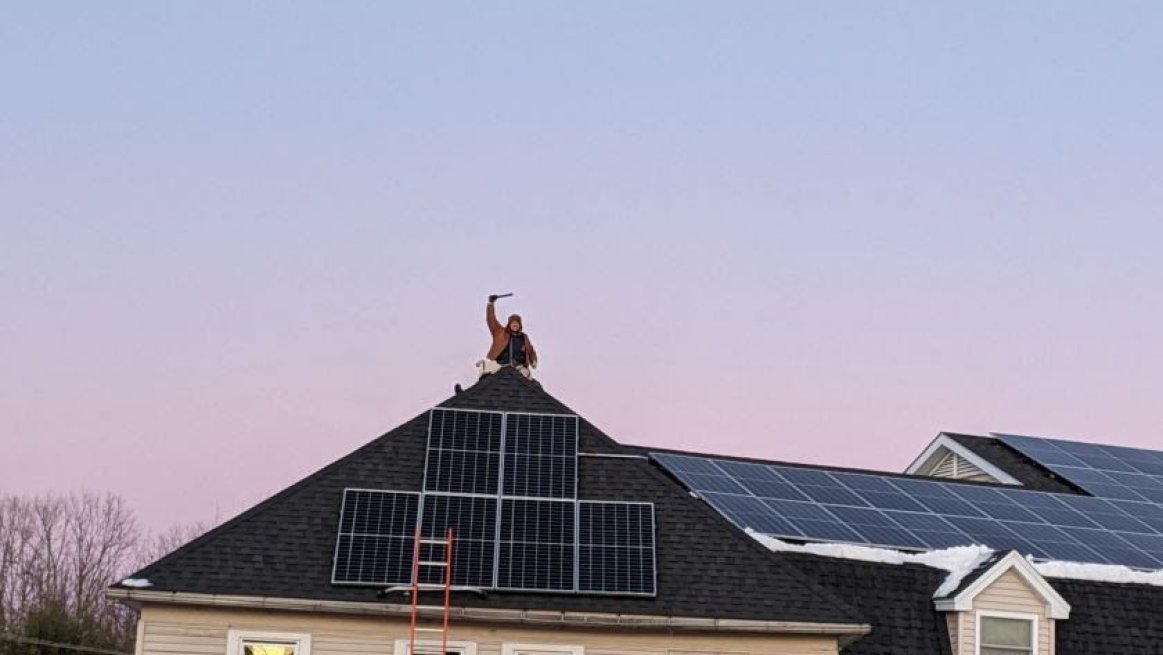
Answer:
xmin=495 ymin=498 xmax=577 ymax=592
xmin=423 ymin=408 xmax=505 ymax=496
xmin=419 ymin=492 xmax=499 ymax=587
xmin=577 ymin=500 xmax=657 ymax=596
xmin=501 ymin=412 xmax=579 ymax=500
xmin=331 ymin=488 xmax=420 ymax=586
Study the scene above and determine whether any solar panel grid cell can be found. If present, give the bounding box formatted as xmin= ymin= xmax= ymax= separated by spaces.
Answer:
xmin=578 ymin=501 xmax=656 ymax=595
xmin=425 ymin=409 xmax=504 ymax=495
xmin=333 ymin=490 xmax=419 ymax=585
xmin=502 ymin=413 xmax=578 ymax=499
xmin=496 ymin=499 xmax=575 ymax=591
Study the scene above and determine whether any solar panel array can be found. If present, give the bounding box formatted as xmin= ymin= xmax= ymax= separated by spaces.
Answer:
xmin=998 ymin=433 xmax=1163 ymax=504
xmin=332 ymin=408 xmax=657 ymax=595
xmin=651 ymin=452 xmax=1163 ymax=569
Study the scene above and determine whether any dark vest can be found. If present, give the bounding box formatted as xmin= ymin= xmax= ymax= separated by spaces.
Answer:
xmin=497 ymin=333 xmax=527 ymax=366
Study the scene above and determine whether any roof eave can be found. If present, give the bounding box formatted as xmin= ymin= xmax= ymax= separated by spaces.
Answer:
xmin=106 ymin=588 xmax=871 ymax=637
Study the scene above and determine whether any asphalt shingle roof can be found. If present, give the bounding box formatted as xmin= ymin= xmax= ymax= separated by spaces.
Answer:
xmin=778 ymin=553 xmax=953 ymax=655
xmin=125 ymin=368 xmax=862 ymax=626
xmin=1050 ymin=578 xmax=1163 ymax=654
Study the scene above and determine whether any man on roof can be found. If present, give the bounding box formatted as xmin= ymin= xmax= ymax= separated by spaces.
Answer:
xmin=480 ymin=294 xmax=537 ymax=379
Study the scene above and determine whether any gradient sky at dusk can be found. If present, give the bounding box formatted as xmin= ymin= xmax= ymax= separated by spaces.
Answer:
xmin=4 ymin=2 xmax=1163 ymax=531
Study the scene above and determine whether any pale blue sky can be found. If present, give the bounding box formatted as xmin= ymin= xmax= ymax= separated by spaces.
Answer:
xmin=4 ymin=2 xmax=1162 ymax=529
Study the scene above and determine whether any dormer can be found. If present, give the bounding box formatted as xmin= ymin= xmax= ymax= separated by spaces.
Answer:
xmin=907 ymin=433 xmax=1021 ymax=484
xmin=935 ymin=551 xmax=1070 ymax=655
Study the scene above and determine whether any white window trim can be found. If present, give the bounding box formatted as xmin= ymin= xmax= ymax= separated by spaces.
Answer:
xmin=502 ymin=645 xmax=583 ymax=655
xmin=226 ymin=630 xmax=312 ymax=655
xmin=393 ymin=639 xmax=478 ymax=655
xmin=976 ymin=610 xmax=1038 ymax=655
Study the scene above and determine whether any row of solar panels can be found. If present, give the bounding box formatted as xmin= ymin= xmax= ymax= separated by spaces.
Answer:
xmin=652 ymin=451 xmax=1163 ymax=569
xmin=332 ymin=489 xmax=656 ymax=595
xmin=999 ymin=433 xmax=1163 ymax=502
xmin=425 ymin=409 xmax=579 ymax=498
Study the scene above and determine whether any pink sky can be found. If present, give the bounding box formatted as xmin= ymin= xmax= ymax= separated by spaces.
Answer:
xmin=4 ymin=3 xmax=1163 ymax=532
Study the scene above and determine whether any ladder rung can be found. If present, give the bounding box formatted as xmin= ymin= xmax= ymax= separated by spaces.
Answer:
xmin=419 ymin=561 xmax=447 ymax=566
xmin=413 ymin=627 xmax=445 ymax=632
xmin=415 ymin=604 xmax=449 ymax=611
xmin=420 ymin=539 xmax=450 ymax=545
xmin=413 ymin=583 xmax=449 ymax=590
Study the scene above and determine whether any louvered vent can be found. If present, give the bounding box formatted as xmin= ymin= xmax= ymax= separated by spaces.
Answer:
xmin=929 ymin=450 xmax=993 ymax=482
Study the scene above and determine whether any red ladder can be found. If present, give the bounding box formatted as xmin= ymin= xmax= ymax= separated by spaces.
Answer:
xmin=409 ymin=527 xmax=454 ymax=655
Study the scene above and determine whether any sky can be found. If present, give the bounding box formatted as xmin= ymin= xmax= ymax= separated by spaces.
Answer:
xmin=4 ymin=2 xmax=1163 ymax=532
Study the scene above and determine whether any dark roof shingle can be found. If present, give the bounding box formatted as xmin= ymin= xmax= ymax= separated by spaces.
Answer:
xmin=126 ymin=368 xmax=862 ymax=626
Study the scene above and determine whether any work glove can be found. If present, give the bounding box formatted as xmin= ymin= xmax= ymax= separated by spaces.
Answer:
xmin=488 ymin=294 xmax=498 ymax=303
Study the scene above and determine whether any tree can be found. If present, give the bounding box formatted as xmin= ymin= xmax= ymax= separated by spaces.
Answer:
xmin=0 ymin=492 xmax=139 ymax=654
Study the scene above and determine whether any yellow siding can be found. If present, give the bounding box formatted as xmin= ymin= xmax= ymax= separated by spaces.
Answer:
xmin=952 ymin=570 xmax=1054 ymax=655
xmin=139 ymin=605 xmax=840 ymax=655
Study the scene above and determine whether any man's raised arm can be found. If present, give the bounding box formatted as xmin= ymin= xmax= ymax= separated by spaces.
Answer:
xmin=486 ymin=295 xmax=501 ymax=331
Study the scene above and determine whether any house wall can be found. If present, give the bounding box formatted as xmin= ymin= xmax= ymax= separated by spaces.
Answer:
xmin=138 ymin=604 xmax=842 ymax=655
xmin=952 ymin=570 xmax=1053 ymax=655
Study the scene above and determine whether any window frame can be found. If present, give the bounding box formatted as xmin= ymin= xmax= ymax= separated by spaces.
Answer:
xmin=226 ymin=630 xmax=312 ymax=655
xmin=392 ymin=639 xmax=478 ymax=655
xmin=502 ymin=645 xmax=584 ymax=655
xmin=976 ymin=610 xmax=1038 ymax=655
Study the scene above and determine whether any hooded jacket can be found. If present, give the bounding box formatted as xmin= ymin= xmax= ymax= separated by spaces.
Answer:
xmin=486 ymin=303 xmax=538 ymax=367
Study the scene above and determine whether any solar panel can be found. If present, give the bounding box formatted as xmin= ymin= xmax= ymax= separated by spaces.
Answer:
xmin=651 ymin=451 xmax=1163 ymax=570
xmin=578 ymin=501 xmax=656 ymax=595
xmin=420 ymin=494 xmax=498 ymax=587
xmin=424 ymin=409 xmax=504 ymax=495
xmin=502 ymin=413 xmax=578 ymax=499
xmin=496 ymin=499 xmax=575 ymax=591
xmin=332 ymin=489 xmax=419 ymax=585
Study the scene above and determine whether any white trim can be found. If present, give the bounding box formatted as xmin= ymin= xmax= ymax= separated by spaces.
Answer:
xmin=934 ymin=551 xmax=1070 ymax=619
xmin=906 ymin=434 xmax=1021 ymax=485
xmin=226 ymin=630 xmax=312 ymax=655
xmin=975 ymin=610 xmax=1038 ymax=655
xmin=393 ymin=639 xmax=477 ymax=655
xmin=134 ymin=619 xmax=145 ymax=655
xmin=107 ymin=588 xmax=870 ymax=635
xmin=502 ymin=644 xmax=583 ymax=655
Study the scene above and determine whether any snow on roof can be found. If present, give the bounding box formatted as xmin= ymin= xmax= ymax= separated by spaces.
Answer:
xmin=748 ymin=530 xmax=1163 ymax=592
xmin=120 ymin=577 xmax=153 ymax=588
xmin=1035 ymin=560 xmax=1163 ymax=586
xmin=747 ymin=530 xmax=992 ymax=597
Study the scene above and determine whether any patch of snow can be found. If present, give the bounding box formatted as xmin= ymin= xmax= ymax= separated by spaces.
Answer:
xmin=1034 ymin=559 xmax=1163 ymax=586
xmin=120 ymin=578 xmax=153 ymax=588
xmin=748 ymin=529 xmax=993 ymax=597
xmin=749 ymin=530 xmax=1163 ymax=592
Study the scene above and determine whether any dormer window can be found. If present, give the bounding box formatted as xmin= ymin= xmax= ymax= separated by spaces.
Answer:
xmin=978 ymin=612 xmax=1036 ymax=654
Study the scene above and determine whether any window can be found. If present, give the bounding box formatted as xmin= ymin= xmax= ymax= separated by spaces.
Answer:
xmin=502 ymin=645 xmax=583 ymax=655
xmin=393 ymin=640 xmax=477 ymax=655
xmin=226 ymin=631 xmax=311 ymax=655
xmin=978 ymin=612 xmax=1036 ymax=655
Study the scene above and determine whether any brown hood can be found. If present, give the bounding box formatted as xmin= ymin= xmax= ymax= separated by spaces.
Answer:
xmin=506 ymin=314 xmax=523 ymax=333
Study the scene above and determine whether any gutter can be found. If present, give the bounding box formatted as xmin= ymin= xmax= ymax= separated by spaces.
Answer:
xmin=106 ymin=589 xmax=870 ymax=637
